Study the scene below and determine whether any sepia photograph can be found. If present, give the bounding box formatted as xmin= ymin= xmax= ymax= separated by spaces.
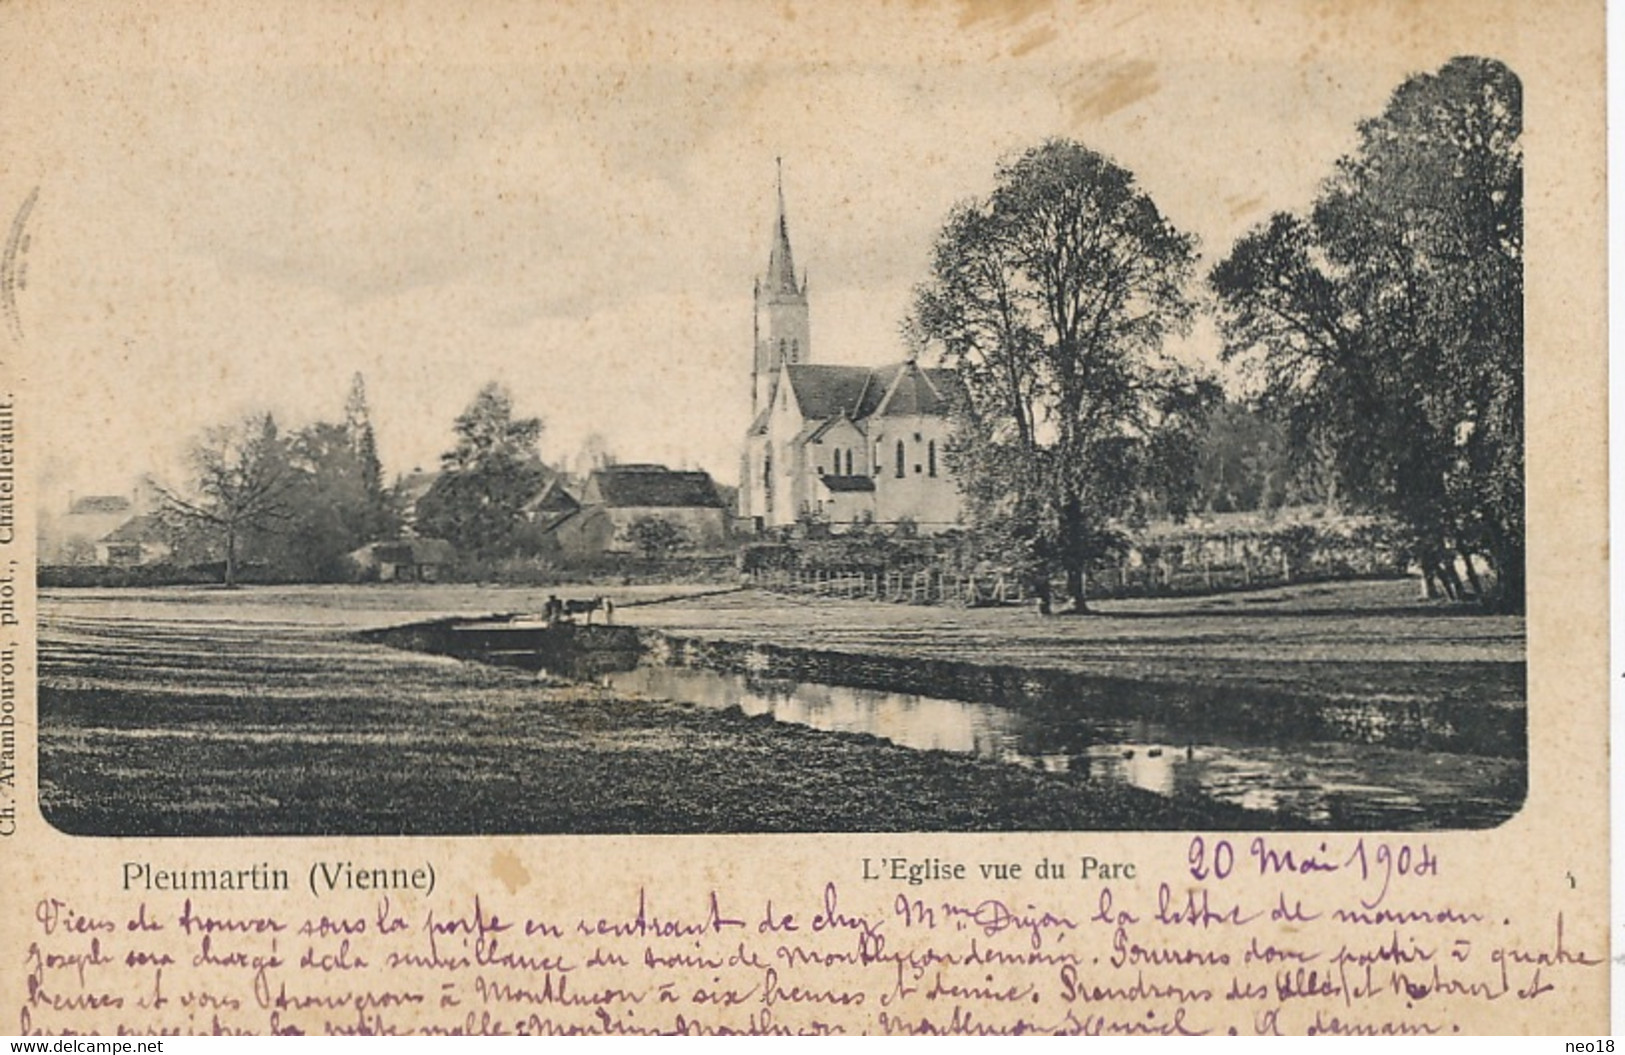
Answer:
xmin=25 ymin=7 xmax=1527 ymax=839
xmin=2 ymin=0 xmax=1609 ymax=1038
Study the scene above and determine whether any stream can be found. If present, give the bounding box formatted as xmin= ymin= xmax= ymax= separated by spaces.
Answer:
xmin=605 ymin=662 xmax=1523 ymax=829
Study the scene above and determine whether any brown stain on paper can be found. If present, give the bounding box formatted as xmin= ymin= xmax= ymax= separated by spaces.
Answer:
xmin=1008 ymin=24 xmax=1059 ymax=57
xmin=944 ymin=0 xmax=1055 ymax=29
xmin=490 ymin=849 xmax=532 ymax=894
xmin=1067 ymin=57 xmax=1160 ymax=124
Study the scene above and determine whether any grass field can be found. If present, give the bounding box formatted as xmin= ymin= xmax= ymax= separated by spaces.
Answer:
xmin=39 ymin=584 xmax=1274 ymax=834
xmin=36 ymin=578 xmax=1522 ymax=834
xmin=620 ymin=579 xmax=1525 ymax=712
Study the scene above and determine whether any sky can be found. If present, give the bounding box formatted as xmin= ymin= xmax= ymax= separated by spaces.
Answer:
xmin=3 ymin=0 xmax=1543 ymax=509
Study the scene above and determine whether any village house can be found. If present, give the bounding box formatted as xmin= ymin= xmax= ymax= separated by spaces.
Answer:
xmin=40 ymin=489 xmax=172 ymax=566
xmin=95 ymin=514 xmax=172 ymax=566
xmin=737 ymin=173 xmax=964 ymax=533
xmin=348 ymin=537 xmax=457 ymax=582
xmin=550 ymin=464 xmax=728 ymax=557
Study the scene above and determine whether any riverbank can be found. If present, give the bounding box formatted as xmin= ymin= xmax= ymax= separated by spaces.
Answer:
xmin=616 ymin=579 xmax=1525 ymax=715
xmin=38 ymin=587 xmax=1277 ymax=834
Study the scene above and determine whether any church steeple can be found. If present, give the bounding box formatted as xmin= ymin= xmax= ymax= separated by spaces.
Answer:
xmin=752 ymin=159 xmax=811 ymax=416
xmin=766 ymin=158 xmax=801 ymax=296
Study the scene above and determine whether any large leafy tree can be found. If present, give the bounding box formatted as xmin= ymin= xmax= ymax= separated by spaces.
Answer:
xmin=280 ymin=419 xmax=401 ymax=580
xmin=416 ymin=382 xmax=549 ymax=557
xmin=913 ymin=139 xmax=1210 ymax=612
xmin=1210 ymin=57 xmax=1522 ymax=610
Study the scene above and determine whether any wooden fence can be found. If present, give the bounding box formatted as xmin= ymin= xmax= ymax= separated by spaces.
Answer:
xmin=748 ymin=546 xmax=1403 ymax=607
xmin=746 ymin=566 xmax=1026 ymax=605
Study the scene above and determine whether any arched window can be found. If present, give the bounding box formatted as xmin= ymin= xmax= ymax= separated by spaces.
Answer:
xmin=873 ymin=443 xmax=881 ymax=476
xmin=844 ymin=449 xmax=853 ymax=476
xmin=895 ymin=439 xmax=906 ymax=479
xmin=790 ymin=338 xmax=799 ymax=360
xmin=763 ymin=450 xmax=773 ymax=512
xmin=928 ymin=440 xmax=937 ymax=477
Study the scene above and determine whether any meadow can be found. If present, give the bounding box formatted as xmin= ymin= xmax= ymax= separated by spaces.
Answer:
xmin=35 ymin=579 xmax=1522 ymax=834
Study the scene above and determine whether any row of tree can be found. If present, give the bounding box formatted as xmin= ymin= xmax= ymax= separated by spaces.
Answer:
xmin=151 ymin=378 xmax=569 ymax=583
xmin=153 ymin=376 xmax=398 ymax=585
xmin=915 ymin=56 xmax=1522 ymax=612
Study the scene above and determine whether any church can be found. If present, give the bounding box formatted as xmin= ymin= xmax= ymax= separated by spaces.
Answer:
xmin=738 ymin=174 xmax=964 ymax=534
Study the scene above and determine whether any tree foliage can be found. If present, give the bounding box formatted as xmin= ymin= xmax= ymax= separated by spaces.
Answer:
xmin=1185 ymin=399 xmax=1346 ymax=515
xmin=624 ymin=515 xmax=690 ymax=561
xmin=441 ymin=382 xmax=544 ymax=473
xmin=1209 ymin=57 xmax=1522 ymax=610
xmin=342 ymin=373 xmax=394 ymax=541
xmin=912 ymin=139 xmax=1212 ymax=612
xmin=416 ymin=382 xmax=549 ymax=558
xmin=153 ymin=376 xmax=403 ymax=583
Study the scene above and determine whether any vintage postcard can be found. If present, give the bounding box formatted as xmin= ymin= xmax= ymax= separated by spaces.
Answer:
xmin=0 ymin=0 xmax=1607 ymax=1036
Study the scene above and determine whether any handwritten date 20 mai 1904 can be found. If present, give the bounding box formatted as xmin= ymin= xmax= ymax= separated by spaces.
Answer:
xmin=20 ymin=838 xmax=1601 ymax=1036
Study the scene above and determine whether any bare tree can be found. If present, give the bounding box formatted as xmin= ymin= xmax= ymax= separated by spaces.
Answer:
xmin=152 ymin=412 xmax=297 ymax=587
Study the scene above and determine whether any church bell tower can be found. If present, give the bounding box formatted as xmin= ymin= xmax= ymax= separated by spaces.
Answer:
xmin=752 ymin=160 xmax=810 ymax=415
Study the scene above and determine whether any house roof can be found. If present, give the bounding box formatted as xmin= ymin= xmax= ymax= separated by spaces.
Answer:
xmin=585 ymin=465 xmax=724 ymax=508
xmin=395 ymin=470 xmax=441 ymax=508
xmin=71 ymin=495 xmax=132 ymax=516
xmin=520 ymin=477 xmax=580 ymax=516
xmin=373 ymin=537 xmax=457 ymax=565
xmin=99 ymin=514 xmax=166 ymax=544
xmin=818 ymin=475 xmax=876 ymax=493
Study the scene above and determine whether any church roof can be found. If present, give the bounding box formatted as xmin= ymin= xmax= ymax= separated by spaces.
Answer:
xmin=803 ymin=416 xmax=860 ymax=443
xmin=783 ymin=362 xmax=963 ymax=423
xmin=875 ymin=361 xmax=960 ymax=417
xmin=785 ymin=364 xmax=881 ymax=420
xmin=818 ymin=475 xmax=876 ymax=493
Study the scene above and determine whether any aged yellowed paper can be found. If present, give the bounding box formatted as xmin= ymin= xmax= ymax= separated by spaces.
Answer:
xmin=0 ymin=0 xmax=1606 ymax=1036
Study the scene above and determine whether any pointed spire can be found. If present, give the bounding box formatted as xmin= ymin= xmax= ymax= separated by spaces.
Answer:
xmin=766 ymin=157 xmax=800 ymax=295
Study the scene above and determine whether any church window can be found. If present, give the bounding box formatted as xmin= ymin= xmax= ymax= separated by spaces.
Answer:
xmin=895 ymin=440 xmax=906 ymax=479
xmin=791 ymin=338 xmax=799 ymax=360
xmin=928 ymin=440 xmax=937 ymax=477
xmin=874 ymin=443 xmax=881 ymax=476
xmin=844 ymin=449 xmax=853 ymax=475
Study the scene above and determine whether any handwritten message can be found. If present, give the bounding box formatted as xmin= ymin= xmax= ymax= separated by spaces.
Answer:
xmin=16 ymin=838 xmax=1603 ymax=1036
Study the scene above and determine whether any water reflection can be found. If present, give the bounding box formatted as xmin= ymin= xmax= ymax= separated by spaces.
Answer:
xmin=606 ymin=664 xmax=1522 ymax=828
